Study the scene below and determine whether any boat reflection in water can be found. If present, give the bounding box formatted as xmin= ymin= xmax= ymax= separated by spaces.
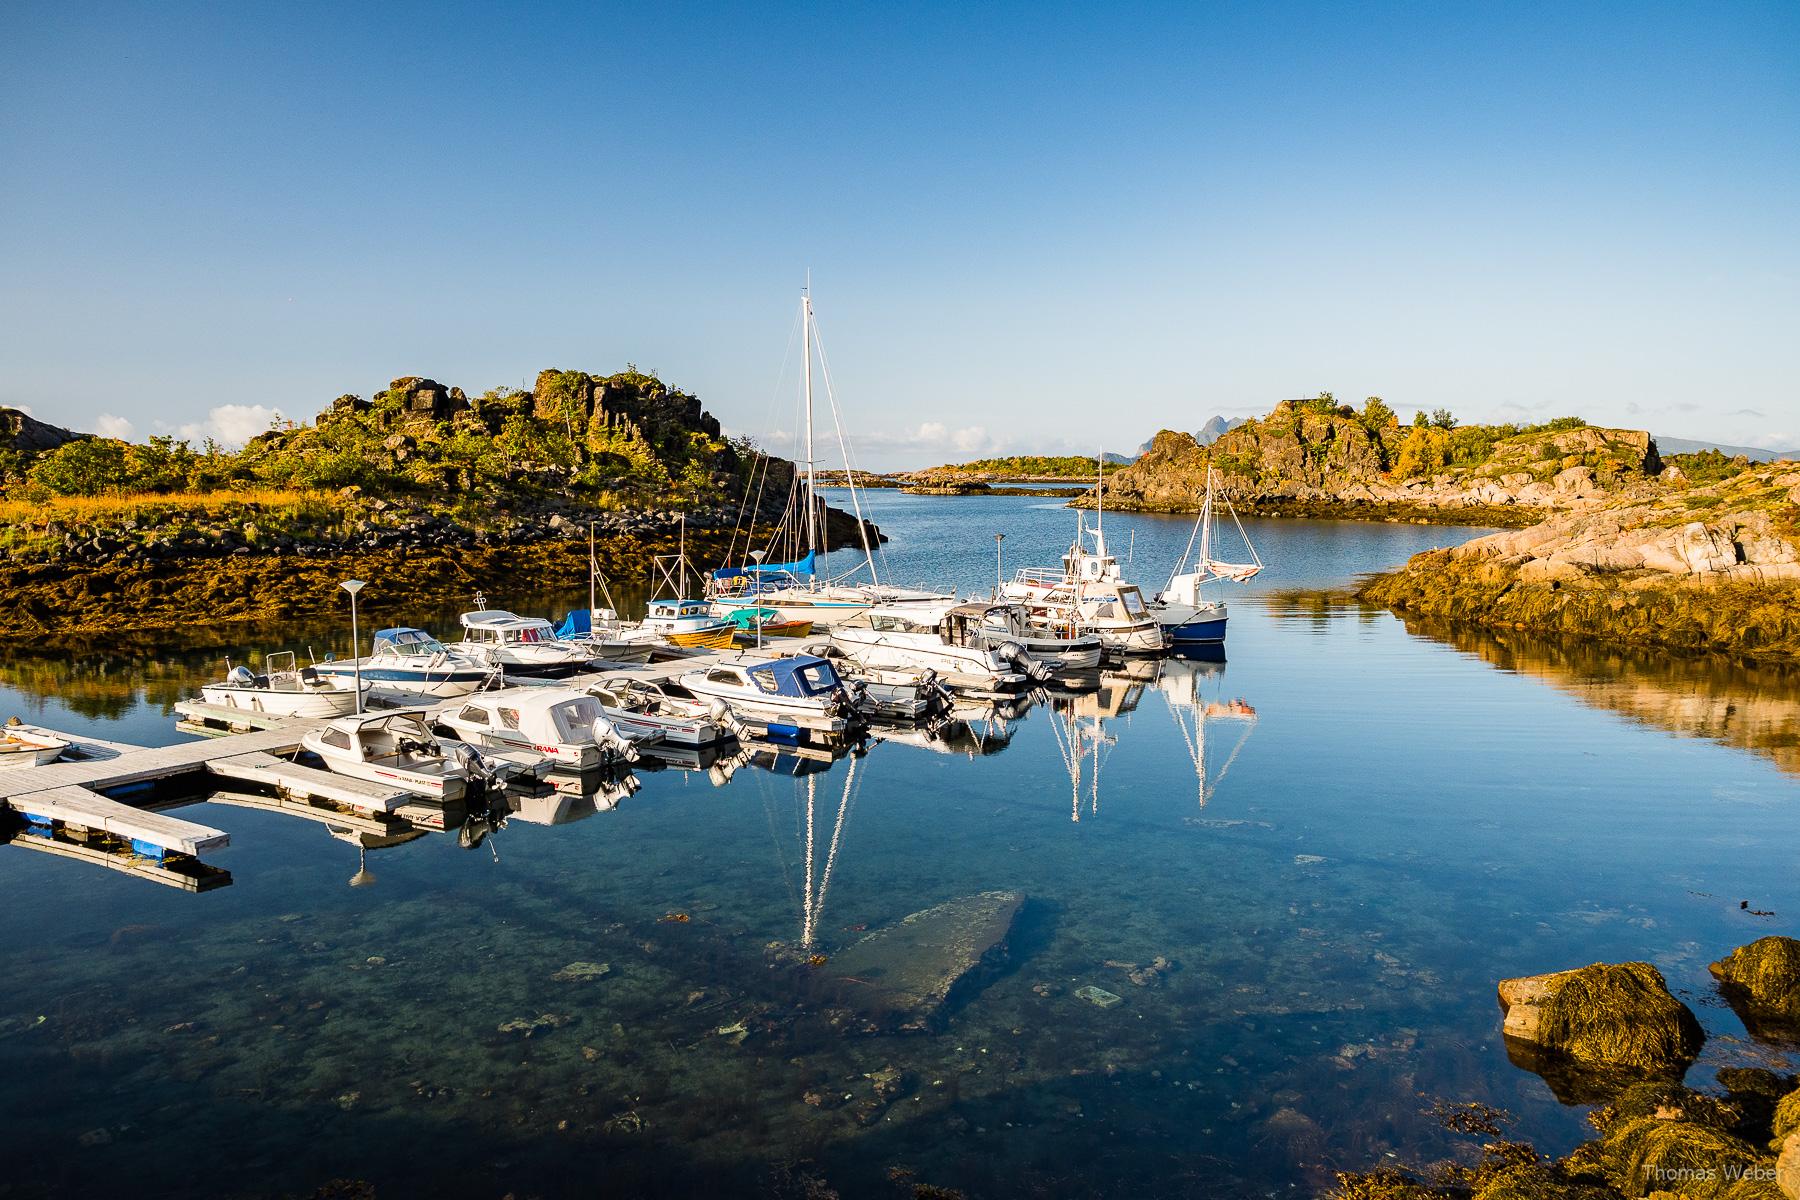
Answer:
xmin=1157 ymin=646 xmax=1257 ymax=810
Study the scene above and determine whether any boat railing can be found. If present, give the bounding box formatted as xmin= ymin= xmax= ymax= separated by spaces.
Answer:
xmin=1008 ymin=566 xmax=1073 ymax=588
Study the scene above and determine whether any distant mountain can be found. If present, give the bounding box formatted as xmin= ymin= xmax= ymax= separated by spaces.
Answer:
xmin=1655 ymin=434 xmax=1797 ymax=462
xmin=1101 ymin=451 xmax=1133 ymax=465
xmin=1197 ymin=415 xmax=1252 ymax=446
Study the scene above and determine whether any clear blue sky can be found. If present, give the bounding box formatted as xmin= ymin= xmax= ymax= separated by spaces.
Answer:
xmin=3 ymin=1 xmax=1796 ymax=466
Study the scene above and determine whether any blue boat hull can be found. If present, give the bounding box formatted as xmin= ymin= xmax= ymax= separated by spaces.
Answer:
xmin=1165 ymin=613 xmax=1228 ymax=645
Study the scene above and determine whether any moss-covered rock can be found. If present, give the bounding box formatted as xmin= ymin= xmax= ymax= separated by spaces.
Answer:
xmin=1773 ymin=1089 xmax=1800 ymax=1148
xmin=1600 ymin=1116 xmax=1763 ymax=1197
xmin=1472 ymin=1161 xmax=1618 ymax=1199
xmin=1711 ymin=938 xmax=1800 ymax=1042
xmin=1499 ymin=963 xmax=1705 ymax=1083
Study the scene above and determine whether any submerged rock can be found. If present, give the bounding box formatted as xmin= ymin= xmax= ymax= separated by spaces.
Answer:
xmin=818 ymin=890 xmax=1025 ymax=1034
xmin=550 ymin=961 xmax=611 ymax=983
xmin=1711 ymin=937 xmax=1800 ymax=1042
xmin=1075 ymin=985 xmax=1123 ymax=1009
xmin=1498 ymin=962 xmax=1703 ymax=1086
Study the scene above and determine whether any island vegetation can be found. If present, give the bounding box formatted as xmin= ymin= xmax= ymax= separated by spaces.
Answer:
xmin=0 ymin=371 xmax=869 ymax=636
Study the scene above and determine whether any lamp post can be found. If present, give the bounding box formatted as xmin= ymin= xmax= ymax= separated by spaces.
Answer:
xmin=340 ymin=579 xmax=367 ymax=714
xmin=994 ymin=533 xmax=1006 ymax=599
xmin=748 ymin=551 xmax=766 ymax=650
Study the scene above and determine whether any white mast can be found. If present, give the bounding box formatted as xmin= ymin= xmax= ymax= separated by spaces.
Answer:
xmin=1199 ymin=467 xmax=1213 ymax=571
xmin=802 ymin=289 xmax=818 ymax=556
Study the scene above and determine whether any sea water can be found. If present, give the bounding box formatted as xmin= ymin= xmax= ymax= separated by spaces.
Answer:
xmin=1 ymin=493 xmax=1796 ymax=1198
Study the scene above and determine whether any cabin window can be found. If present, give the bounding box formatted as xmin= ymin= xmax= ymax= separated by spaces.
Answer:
xmin=1120 ymin=589 xmax=1146 ymax=616
xmin=457 ymin=705 xmax=488 ymax=725
xmin=794 ymin=664 xmax=838 ymax=694
xmin=869 ymin=615 xmax=903 ymax=632
xmin=1091 ymin=601 xmax=1117 ymax=618
xmin=706 ymin=669 xmax=741 ymax=686
xmin=497 ymin=708 xmax=522 ymax=730
xmin=322 ymin=729 xmax=352 ymax=750
xmin=750 ymin=671 xmax=782 ymax=694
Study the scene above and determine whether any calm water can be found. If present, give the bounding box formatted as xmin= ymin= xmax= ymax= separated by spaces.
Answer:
xmin=2 ymin=495 xmax=1797 ymax=1199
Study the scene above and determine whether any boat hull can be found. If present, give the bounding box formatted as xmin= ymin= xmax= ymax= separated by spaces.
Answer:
xmin=199 ymin=684 xmax=364 ymax=718
xmin=311 ymin=663 xmax=490 ymax=698
xmin=300 ymin=736 xmax=470 ymax=802
xmin=1152 ymin=604 xmax=1228 ymax=645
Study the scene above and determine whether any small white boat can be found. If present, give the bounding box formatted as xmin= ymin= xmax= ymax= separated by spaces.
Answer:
xmin=970 ymin=602 xmax=1103 ymax=672
xmin=830 ymin=603 xmax=1040 ymax=691
xmin=583 ymin=677 xmax=743 ymax=747
xmin=435 ymin=687 xmax=640 ymax=770
xmin=301 ymin=712 xmax=475 ymax=800
xmin=1151 ymin=467 xmax=1261 ymax=646
xmin=451 ymin=608 xmax=595 ymax=678
xmin=551 ymin=609 xmax=656 ymax=664
xmin=200 ymin=651 xmax=369 ymax=717
xmin=310 ymin=628 xmax=495 ymax=698
xmin=675 ymin=654 xmax=859 ymax=735
xmin=778 ymin=646 xmax=955 ymax=722
xmin=0 ymin=722 xmax=67 ymax=768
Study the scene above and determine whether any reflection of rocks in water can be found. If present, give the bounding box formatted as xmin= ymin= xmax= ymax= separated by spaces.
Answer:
xmin=815 ymin=890 xmax=1025 ymax=1034
xmin=1394 ymin=613 xmax=1800 ymax=777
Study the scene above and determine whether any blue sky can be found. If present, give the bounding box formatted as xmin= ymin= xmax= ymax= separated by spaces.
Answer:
xmin=2 ymin=2 xmax=1796 ymax=466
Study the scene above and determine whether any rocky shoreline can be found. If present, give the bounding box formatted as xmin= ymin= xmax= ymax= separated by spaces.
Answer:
xmin=1361 ymin=466 xmax=1800 ymax=662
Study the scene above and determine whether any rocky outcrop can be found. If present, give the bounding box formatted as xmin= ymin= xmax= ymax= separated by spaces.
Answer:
xmin=1090 ymin=402 xmax=1661 ymax=522
xmin=1362 ymin=464 xmax=1800 ymax=660
xmin=0 ymin=408 xmax=86 ymax=454
xmin=1711 ymin=937 xmax=1800 ymax=1041
xmin=1498 ymin=962 xmax=1703 ymax=1081
xmin=816 ymin=890 xmax=1025 ymax=1034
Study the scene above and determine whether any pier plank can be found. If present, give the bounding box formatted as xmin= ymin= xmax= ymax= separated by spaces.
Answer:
xmin=6 ymin=785 xmax=229 ymax=854
xmin=207 ymin=752 xmax=409 ymax=813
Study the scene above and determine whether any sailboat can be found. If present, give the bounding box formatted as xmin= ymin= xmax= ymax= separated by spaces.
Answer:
xmin=998 ymin=455 xmax=1167 ymax=655
xmin=1150 ymin=467 xmax=1263 ymax=645
xmin=708 ymin=289 xmax=953 ymax=624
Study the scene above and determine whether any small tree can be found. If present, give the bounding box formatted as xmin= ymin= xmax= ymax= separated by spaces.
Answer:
xmin=1412 ymin=410 xmax=1429 ymax=428
xmin=1360 ymin=396 xmax=1396 ymax=434
xmin=1431 ymin=408 xmax=1458 ymax=430
xmin=27 ymin=438 xmax=129 ymax=496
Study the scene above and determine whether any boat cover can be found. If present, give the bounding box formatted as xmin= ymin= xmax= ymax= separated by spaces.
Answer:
xmin=711 ymin=552 xmax=815 ymax=582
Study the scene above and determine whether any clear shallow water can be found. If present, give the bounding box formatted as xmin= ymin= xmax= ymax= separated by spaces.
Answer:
xmin=2 ymin=496 xmax=1797 ymax=1199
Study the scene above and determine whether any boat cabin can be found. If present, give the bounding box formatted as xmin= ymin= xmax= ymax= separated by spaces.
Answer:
xmin=315 ymin=712 xmax=446 ymax=766
xmin=441 ymin=688 xmax=625 ymax=766
xmin=646 ymin=599 xmax=716 ymax=622
xmin=696 ymin=655 xmax=845 ymax=699
xmin=458 ymin=611 xmax=560 ymax=646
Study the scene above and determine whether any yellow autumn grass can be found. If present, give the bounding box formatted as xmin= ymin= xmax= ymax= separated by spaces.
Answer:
xmin=0 ymin=488 xmax=333 ymax=524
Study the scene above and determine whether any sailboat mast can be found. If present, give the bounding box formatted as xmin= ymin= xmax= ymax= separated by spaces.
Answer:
xmin=1199 ymin=467 xmax=1213 ymax=568
xmin=802 ymin=291 xmax=818 ymax=556
xmin=588 ymin=521 xmax=596 ymax=616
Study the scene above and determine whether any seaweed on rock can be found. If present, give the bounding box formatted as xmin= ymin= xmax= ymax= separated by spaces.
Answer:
xmin=1711 ymin=937 xmax=1800 ymax=1043
xmin=1498 ymin=963 xmax=1704 ymax=1090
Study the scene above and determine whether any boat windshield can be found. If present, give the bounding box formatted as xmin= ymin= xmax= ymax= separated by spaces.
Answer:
xmin=1120 ymin=588 xmax=1147 ymax=616
xmin=505 ymin=624 xmax=552 ymax=644
xmin=549 ymin=697 xmax=603 ymax=740
xmin=378 ymin=630 xmax=447 ymax=657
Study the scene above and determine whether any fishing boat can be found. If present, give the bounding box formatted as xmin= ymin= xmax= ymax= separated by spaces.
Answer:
xmin=707 ymin=289 xmax=953 ymax=624
xmin=301 ymin=712 xmax=478 ymax=800
xmin=1000 ymin=516 xmax=1167 ymax=655
xmin=310 ymin=628 xmax=494 ymax=698
xmin=830 ymin=603 xmax=1045 ymax=691
xmin=1151 ymin=467 xmax=1262 ymax=645
xmin=721 ymin=606 xmax=815 ymax=643
xmin=434 ymin=687 xmax=640 ymax=770
xmin=0 ymin=723 xmax=67 ymax=768
xmin=973 ymin=602 xmax=1103 ymax=671
xmin=450 ymin=606 xmax=595 ymax=677
xmin=583 ymin=677 xmax=744 ymax=747
xmin=674 ymin=653 xmax=860 ymax=736
xmin=629 ymin=598 xmax=736 ymax=649
xmin=200 ymin=652 xmax=370 ymax=717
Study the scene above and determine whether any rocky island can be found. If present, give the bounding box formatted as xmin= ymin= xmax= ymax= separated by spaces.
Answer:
xmin=0 ymin=370 xmax=873 ymax=636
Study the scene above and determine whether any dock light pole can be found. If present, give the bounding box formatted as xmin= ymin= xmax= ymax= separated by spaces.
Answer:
xmin=748 ymin=551 xmax=766 ymax=650
xmin=994 ymin=533 xmax=1005 ymax=599
xmin=341 ymin=579 xmax=367 ymax=714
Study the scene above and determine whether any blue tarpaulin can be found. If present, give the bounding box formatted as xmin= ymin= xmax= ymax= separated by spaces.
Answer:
xmin=710 ymin=551 xmax=815 ymax=582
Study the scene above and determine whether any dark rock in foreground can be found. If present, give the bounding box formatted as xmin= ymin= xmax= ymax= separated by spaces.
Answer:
xmin=820 ymin=890 xmax=1025 ymax=1034
xmin=1712 ymin=937 xmax=1800 ymax=1043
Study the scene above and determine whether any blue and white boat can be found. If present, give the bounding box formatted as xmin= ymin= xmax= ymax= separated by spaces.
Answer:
xmin=1150 ymin=467 xmax=1262 ymax=646
xmin=674 ymin=653 xmax=860 ymax=736
xmin=312 ymin=628 xmax=494 ymax=698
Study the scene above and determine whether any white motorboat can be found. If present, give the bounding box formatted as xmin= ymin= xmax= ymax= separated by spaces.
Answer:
xmin=830 ymin=603 xmax=1042 ymax=691
xmin=0 ymin=723 xmax=67 ymax=768
xmin=1151 ymin=467 xmax=1262 ymax=646
xmin=551 ymin=608 xmax=656 ymax=663
xmin=707 ymin=290 xmax=952 ymax=624
xmin=310 ymin=628 xmax=495 ymax=698
xmin=451 ymin=608 xmax=595 ymax=678
xmin=583 ymin=676 xmax=743 ymax=747
xmin=200 ymin=651 xmax=369 ymax=717
xmin=971 ymin=602 xmax=1103 ymax=671
xmin=301 ymin=712 xmax=477 ymax=801
xmin=779 ymin=645 xmax=955 ymax=722
xmin=674 ymin=653 xmax=860 ymax=736
xmin=1000 ymin=521 xmax=1167 ymax=655
xmin=434 ymin=687 xmax=640 ymax=770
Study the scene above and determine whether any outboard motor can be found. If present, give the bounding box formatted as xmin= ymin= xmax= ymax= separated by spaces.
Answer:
xmin=996 ymin=641 xmax=1053 ymax=683
xmin=227 ymin=665 xmax=257 ymax=688
xmin=591 ymin=716 xmax=640 ymax=764
xmin=452 ymin=742 xmax=498 ymax=791
xmin=704 ymin=697 xmax=748 ymax=739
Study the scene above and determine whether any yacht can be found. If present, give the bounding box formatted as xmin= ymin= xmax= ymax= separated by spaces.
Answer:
xmin=830 ymin=603 xmax=1042 ymax=691
xmin=1150 ymin=467 xmax=1262 ymax=646
xmin=450 ymin=609 xmax=595 ymax=678
xmin=707 ymin=289 xmax=952 ymax=624
xmin=310 ymin=628 xmax=494 ymax=698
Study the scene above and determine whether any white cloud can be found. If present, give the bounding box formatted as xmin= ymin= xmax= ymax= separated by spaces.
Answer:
xmin=178 ymin=404 xmax=285 ymax=448
xmin=94 ymin=414 xmax=135 ymax=440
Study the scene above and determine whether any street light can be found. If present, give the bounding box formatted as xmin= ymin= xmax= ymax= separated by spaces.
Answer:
xmin=340 ymin=579 xmax=367 ymax=714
